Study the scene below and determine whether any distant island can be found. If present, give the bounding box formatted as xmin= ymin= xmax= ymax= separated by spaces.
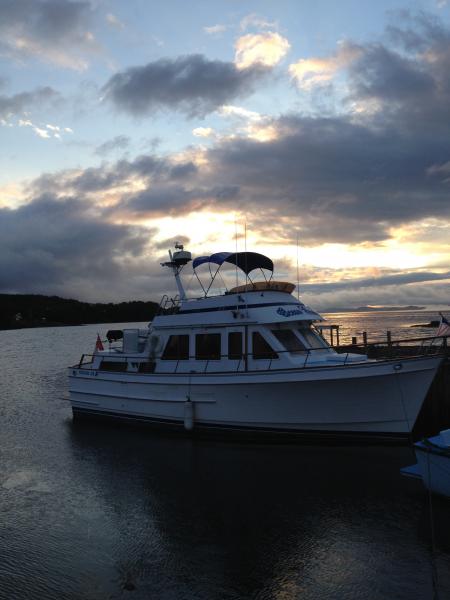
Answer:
xmin=325 ymin=305 xmax=426 ymax=313
xmin=0 ymin=294 xmax=158 ymax=330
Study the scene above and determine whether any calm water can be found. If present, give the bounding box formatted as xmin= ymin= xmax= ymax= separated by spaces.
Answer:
xmin=322 ymin=308 xmax=449 ymax=345
xmin=1 ymin=317 xmax=450 ymax=599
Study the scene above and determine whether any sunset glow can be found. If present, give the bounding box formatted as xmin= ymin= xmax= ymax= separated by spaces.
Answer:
xmin=1 ymin=1 xmax=450 ymax=309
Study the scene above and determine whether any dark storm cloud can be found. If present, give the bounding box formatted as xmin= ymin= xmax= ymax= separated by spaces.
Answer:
xmin=386 ymin=11 xmax=450 ymax=54
xmin=102 ymin=54 xmax=269 ymax=117
xmin=125 ymin=184 xmax=240 ymax=216
xmin=347 ymin=44 xmax=435 ymax=104
xmin=345 ymin=12 xmax=450 ymax=133
xmin=0 ymin=0 xmax=92 ymax=40
xmin=0 ymin=86 xmax=60 ymax=119
xmin=0 ymin=0 xmax=96 ymax=67
xmin=0 ymin=194 xmax=152 ymax=296
xmin=28 ymin=153 xmax=198 ymax=198
xmin=202 ymin=114 xmax=450 ymax=241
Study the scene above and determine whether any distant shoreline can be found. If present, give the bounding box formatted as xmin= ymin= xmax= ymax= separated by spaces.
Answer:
xmin=0 ymin=293 xmax=158 ymax=332
xmin=324 ymin=305 xmax=426 ymax=313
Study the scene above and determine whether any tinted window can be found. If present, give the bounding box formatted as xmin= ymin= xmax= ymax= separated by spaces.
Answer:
xmin=252 ymin=332 xmax=278 ymax=359
xmin=162 ymin=335 xmax=189 ymax=360
xmin=100 ymin=361 xmax=127 ymax=371
xmin=196 ymin=333 xmax=221 ymax=360
xmin=272 ymin=329 xmax=306 ymax=353
xmin=228 ymin=332 xmax=243 ymax=360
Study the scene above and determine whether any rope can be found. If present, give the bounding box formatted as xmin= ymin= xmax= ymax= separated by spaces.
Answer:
xmin=395 ymin=370 xmax=412 ymax=437
xmin=426 ymin=448 xmax=440 ymax=600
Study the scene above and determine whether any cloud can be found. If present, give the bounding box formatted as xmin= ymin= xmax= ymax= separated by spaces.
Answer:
xmin=300 ymin=270 xmax=450 ymax=294
xmin=192 ymin=127 xmax=215 ymax=138
xmin=289 ymin=42 xmax=362 ymax=90
xmin=33 ymin=126 xmax=50 ymax=139
xmin=203 ymin=24 xmax=227 ymax=35
xmin=240 ymin=14 xmax=278 ymax=32
xmin=102 ymin=54 xmax=269 ymax=118
xmin=0 ymin=0 xmax=99 ymax=70
xmin=0 ymin=86 xmax=60 ymax=119
xmin=27 ymin=154 xmax=198 ymax=199
xmin=219 ymin=105 xmax=263 ymax=121
xmin=95 ymin=135 xmax=131 ymax=156
xmin=0 ymin=194 xmax=158 ymax=300
xmin=219 ymin=105 xmax=280 ymax=141
xmin=106 ymin=13 xmax=124 ymax=30
xmin=16 ymin=116 xmax=72 ymax=140
xmin=347 ymin=44 xmax=434 ymax=105
xmin=234 ymin=32 xmax=290 ymax=69
xmin=4 ymin=12 xmax=450 ymax=304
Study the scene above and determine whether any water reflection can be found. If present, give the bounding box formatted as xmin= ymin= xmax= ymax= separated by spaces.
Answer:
xmin=67 ymin=421 xmax=446 ymax=599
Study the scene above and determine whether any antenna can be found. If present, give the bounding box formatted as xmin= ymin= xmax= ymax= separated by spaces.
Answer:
xmin=296 ymin=231 xmax=300 ymax=301
xmin=235 ymin=217 xmax=239 ymax=289
xmin=244 ymin=220 xmax=249 ymax=315
xmin=244 ymin=220 xmax=248 ymax=290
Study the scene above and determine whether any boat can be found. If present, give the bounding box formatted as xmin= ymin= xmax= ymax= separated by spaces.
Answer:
xmin=401 ymin=430 xmax=450 ymax=497
xmin=68 ymin=243 xmax=443 ymax=439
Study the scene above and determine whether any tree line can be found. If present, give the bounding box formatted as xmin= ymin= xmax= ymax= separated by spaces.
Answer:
xmin=0 ymin=294 xmax=159 ymax=329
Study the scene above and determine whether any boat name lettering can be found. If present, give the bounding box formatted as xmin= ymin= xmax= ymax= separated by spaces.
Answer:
xmin=276 ymin=307 xmax=304 ymax=317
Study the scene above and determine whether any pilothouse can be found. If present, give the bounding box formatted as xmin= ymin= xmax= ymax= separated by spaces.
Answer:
xmin=68 ymin=243 xmax=442 ymax=439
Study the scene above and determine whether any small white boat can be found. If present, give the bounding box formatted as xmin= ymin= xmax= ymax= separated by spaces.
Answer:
xmin=68 ymin=243 xmax=443 ymax=439
xmin=401 ymin=429 xmax=450 ymax=497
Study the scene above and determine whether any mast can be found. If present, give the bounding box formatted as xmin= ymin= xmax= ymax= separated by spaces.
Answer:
xmin=161 ymin=242 xmax=191 ymax=300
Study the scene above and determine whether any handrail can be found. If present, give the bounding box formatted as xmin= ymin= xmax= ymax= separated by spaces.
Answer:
xmin=72 ymin=334 xmax=448 ymax=374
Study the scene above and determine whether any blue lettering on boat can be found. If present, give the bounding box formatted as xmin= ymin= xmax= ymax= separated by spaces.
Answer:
xmin=277 ymin=307 xmax=304 ymax=317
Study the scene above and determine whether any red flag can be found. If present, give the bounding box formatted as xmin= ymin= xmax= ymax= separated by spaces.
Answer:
xmin=437 ymin=314 xmax=450 ymax=337
xmin=94 ymin=333 xmax=104 ymax=353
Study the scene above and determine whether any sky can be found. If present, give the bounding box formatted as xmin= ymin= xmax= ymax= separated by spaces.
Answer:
xmin=2 ymin=0 xmax=450 ymax=310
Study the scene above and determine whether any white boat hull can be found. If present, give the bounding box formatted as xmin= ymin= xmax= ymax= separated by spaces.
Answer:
xmin=402 ymin=432 xmax=450 ymax=498
xmin=414 ymin=444 xmax=450 ymax=497
xmin=68 ymin=356 xmax=441 ymax=437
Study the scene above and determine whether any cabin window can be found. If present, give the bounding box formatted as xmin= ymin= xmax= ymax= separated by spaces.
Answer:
xmin=195 ymin=333 xmax=221 ymax=360
xmin=252 ymin=332 xmax=278 ymax=359
xmin=100 ymin=360 xmax=128 ymax=372
xmin=228 ymin=332 xmax=243 ymax=360
xmin=162 ymin=335 xmax=190 ymax=360
xmin=298 ymin=327 xmax=328 ymax=349
xmin=271 ymin=329 xmax=306 ymax=353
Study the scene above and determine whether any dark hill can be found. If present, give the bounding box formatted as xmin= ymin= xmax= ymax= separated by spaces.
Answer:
xmin=0 ymin=294 xmax=158 ymax=330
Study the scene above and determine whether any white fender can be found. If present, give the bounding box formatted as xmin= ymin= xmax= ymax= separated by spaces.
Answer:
xmin=184 ymin=399 xmax=194 ymax=431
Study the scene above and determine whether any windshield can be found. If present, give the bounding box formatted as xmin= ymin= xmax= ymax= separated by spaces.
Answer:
xmin=298 ymin=327 xmax=328 ymax=349
xmin=271 ymin=329 xmax=307 ymax=353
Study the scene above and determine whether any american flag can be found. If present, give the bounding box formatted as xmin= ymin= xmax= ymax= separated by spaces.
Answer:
xmin=94 ymin=333 xmax=104 ymax=353
xmin=437 ymin=313 xmax=450 ymax=337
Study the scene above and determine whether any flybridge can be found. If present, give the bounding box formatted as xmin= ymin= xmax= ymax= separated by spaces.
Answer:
xmin=162 ymin=243 xmax=277 ymax=299
xmin=157 ymin=243 xmax=322 ymax=325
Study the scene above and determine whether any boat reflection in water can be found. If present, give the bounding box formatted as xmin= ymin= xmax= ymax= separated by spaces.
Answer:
xmin=69 ymin=244 xmax=443 ymax=439
xmin=68 ymin=421 xmax=449 ymax=598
